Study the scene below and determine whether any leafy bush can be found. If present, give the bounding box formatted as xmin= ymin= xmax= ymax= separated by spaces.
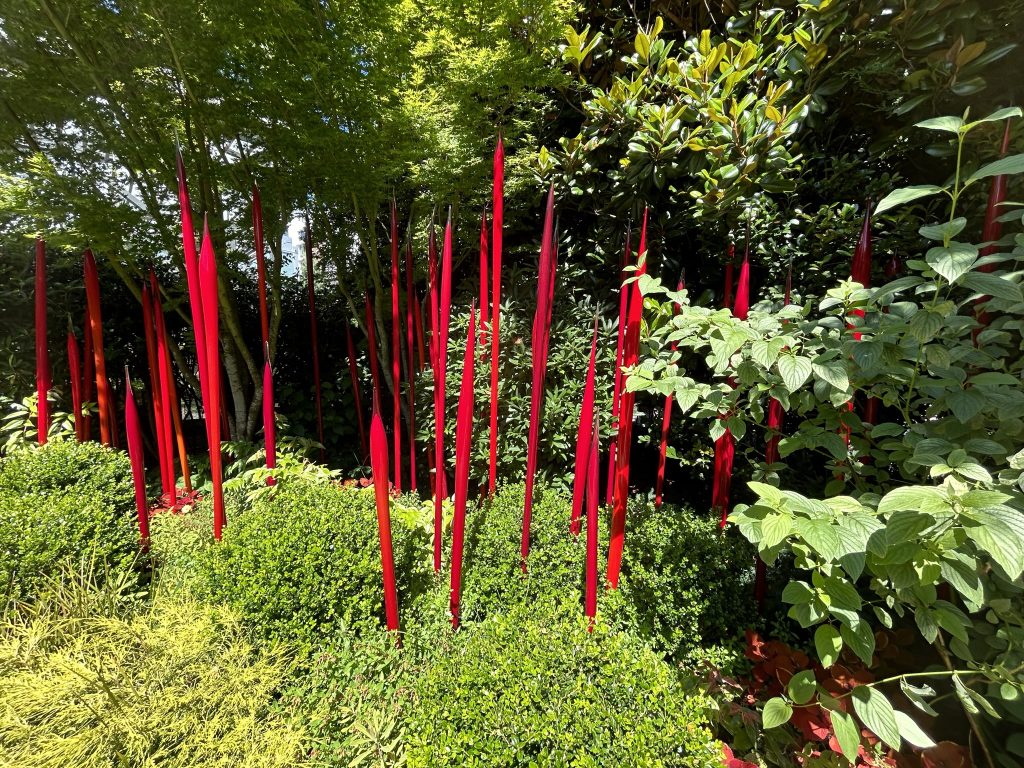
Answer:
xmin=0 ymin=565 xmax=305 ymax=768
xmin=196 ymin=476 xmax=432 ymax=649
xmin=282 ymin=630 xmax=415 ymax=768
xmin=0 ymin=441 xmax=138 ymax=602
xmin=404 ymin=603 xmax=725 ymax=768
xmin=616 ymin=501 xmax=758 ymax=660
xmin=457 ymin=482 xmax=756 ymax=659
xmin=634 ymin=108 xmax=1024 ymax=764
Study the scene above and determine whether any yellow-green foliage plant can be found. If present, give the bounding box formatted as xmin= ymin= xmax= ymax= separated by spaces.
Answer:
xmin=0 ymin=565 xmax=307 ymax=768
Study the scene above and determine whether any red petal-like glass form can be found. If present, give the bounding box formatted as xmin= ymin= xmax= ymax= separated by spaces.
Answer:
xmin=263 ymin=359 xmax=277 ymax=486
xmin=449 ymin=304 xmax=476 ymax=628
xmin=83 ymin=249 xmax=112 ymax=445
xmin=82 ymin=307 xmax=94 ymax=440
xmin=521 ymin=185 xmax=556 ymax=570
xmin=405 ymin=240 xmax=417 ymax=492
xmin=433 ymin=217 xmax=454 ymax=571
xmin=390 ymin=200 xmax=402 ymax=491
xmin=199 ymin=220 xmax=226 ymax=540
xmin=488 ymin=137 xmax=504 ymax=497
xmin=67 ymin=329 xmax=83 ymax=441
xmin=177 ymin=151 xmax=210 ymax=439
xmin=606 ymin=229 xmax=632 ymax=505
xmin=570 ymin=319 xmax=599 ymax=535
xmin=124 ymin=372 xmax=150 ymax=549
xmin=35 ymin=238 xmax=49 ymax=445
xmin=585 ymin=420 xmax=599 ymax=626
xmin=370 ymin=409 xmax=400 ymax=634
xmin=142 ymin=283 xmax=172 ymax=498
xmin=607 ymin=207 xmax=648 ymax=589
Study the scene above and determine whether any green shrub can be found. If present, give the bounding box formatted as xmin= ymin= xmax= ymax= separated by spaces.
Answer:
xmin=196 ymin=476 xmax=432 ymax=649
xmin=0 ymin=442 xmax=138 ymax=603
xmin=282 ymin=630 xmax=415 ymax=768
xmin=0 ymin=565 xmax=306 ymax=768
xmin=404 ymin=603 xmax=725 ymax=768
xmin=457 ymin=482 xmax=586 ymax=623
xmin=456 ymin=483 xmax=756 ymax=659
xmin=616 ymin=501 xmax=757 ymax=661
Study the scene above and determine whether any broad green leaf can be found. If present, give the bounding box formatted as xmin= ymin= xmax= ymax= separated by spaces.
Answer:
xmin=960 ymin=271 xmax=1024 ymax=302
xmin=966 ymin=153 xmax=1024 ymax=184
xmin=812 ymin=360 xmax=849 ymax=391
xmin=782 ymin=580 xmax=814 ymax=605
xmin=762 ymin=697 xmax=793 ymax=729
xmin=894 ymin=711 xmax=936 ymax=748
xmin=814 ymin=624 xmax=842 ymax=668
xmin=875 ymin=185 xmax=944 ymax=215
xmin=761 ymin=513 xmax=793 ymax=549
xmin=821 ymin=575 xmax=862 ymax=611
xmin=748 ymin=481 xmax=784 ymax=506
xmin=878 ymin=486 xmax=949 ymax=516
xmin=940 ymin=556 xmax=984 ymax=612
xmin=926 ymin=243 xmax=978 ymax=283
xmin=841 ymin=619 xmax=876 ymax=666
xmin=777 ymin=353 xmax=813 ymax=392
xmin=962 ymin=518 xmax=1024 ymax=580
xmin=788 ymin=670 xmax=818 ymax=705
xmin=967 ymin=106 xmax=1022 ymax=126
xmin=919 ymin=217 xmax=966 ymax=242
xmin=830 ymin=709 xmax=862 ymax=760
xmin=901 ymin=678 xmax=939 ymax=717
xmin=852 ymin=686 xmax=901 ymax=750
xmin=914 ymin=115 xmax=963 ymax=133
xmin=795 ymin=518 xmax=842 ymax=562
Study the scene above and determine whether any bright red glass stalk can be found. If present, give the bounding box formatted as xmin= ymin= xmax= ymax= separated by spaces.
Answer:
xmin=370 ymin=409 xmax=400 ymax=635
xmin=449 ymin=304 xmax=476 ymax=628
xmin=405 ymin=240 xmax=417 ymax=492
xmin=606 ymin=229 xmax=632 ymax=505
xmin=488 ymin=136 xmax=504 ymax=497
xmin=389 ymin=200 xmax=403 ymax=491
xmin=67 ymin=329 xmax=83 ymax=441
xmin=83 ymin=249 xmax=112 ymax=446
xmin=263 ymin=359 xmax=276 ymax=485
xmin=521 ymin=185 xmax=556 ymax=570
xmin=142 ymin=283 xmax=173 ymax=498
xmin=570 ymin=318 xmax=599 ymax=535
xmin=35 ymin=238 xmax=50 ymax=445
xmin=585 ymin=420 xmax=599 ymax=627
xmin=124 ymin=371 xmax=150 ymax=549
xmin=607 ymin=207 xmax=648 ymax=590
xmin=433 ymin=216 xmax=454 ymax=572
xmin=200 ymin=220 xmax=226 ymax=540
xmin=82 ymin=308 xmax=94 ymax=440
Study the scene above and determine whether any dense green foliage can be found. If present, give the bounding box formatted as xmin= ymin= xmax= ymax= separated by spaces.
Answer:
xmin=195 ymin=477 xmax=432 ymax=648
xmin=405 ymin=604 xmax=723 ymax=768
xmin=634 ymin=110 xmax=1024 ymax=765
xmin=0 ymin=442 xmax=138 ymax=602
xmin=0 ymin=566 xmax=305 ymax=768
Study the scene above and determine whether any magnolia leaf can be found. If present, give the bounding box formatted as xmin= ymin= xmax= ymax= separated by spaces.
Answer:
xmin=875 ymin=185 xmax=944 ymax=215
xmin=762 ymin=697 xmax=793 ymax=729
xmin=852 ymin=686 xmax=901 ymax=750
